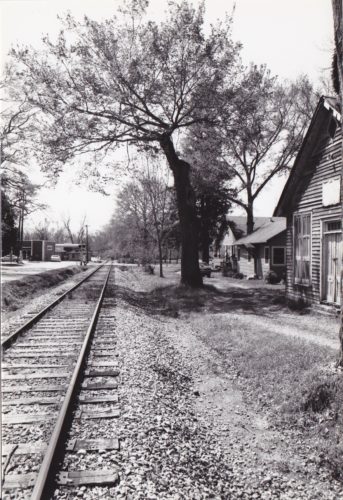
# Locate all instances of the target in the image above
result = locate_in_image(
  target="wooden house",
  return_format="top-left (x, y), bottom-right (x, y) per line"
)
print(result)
top-left (219, 215), bottom-right (286, 279)
top-left (274, 96), bottom-right (342, 308)
top-left (232, 218), bottom-right (286, 279)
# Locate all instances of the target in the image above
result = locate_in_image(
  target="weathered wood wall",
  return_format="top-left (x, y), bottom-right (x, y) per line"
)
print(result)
top-left (285, 123), bottom-right (341, 305)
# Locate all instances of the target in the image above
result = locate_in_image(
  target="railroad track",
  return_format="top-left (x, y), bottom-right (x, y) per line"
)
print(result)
top-left (1, 264), bottom-right (120, 499)
top-left (1, 263), bottom-right (105, 348)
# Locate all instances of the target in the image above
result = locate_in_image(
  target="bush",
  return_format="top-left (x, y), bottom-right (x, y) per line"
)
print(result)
top-left (302, 381), bottom-right (335, 412)
top-left (233, 272), bottom-right (244, 279)
top-left (265, 270), bottom-right (281, 284)
top-left (144, 264), bottom-right (155, 275)
top-left (287, 297), bottom-right (309, 312)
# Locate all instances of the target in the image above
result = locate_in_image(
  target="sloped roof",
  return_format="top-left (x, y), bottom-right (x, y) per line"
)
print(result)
top-left (274, 96), bottom-right (341, 216)
top-left (226, 215), bottom-right (278, 239)
top-left (234, 218), bottom-right (286, 245)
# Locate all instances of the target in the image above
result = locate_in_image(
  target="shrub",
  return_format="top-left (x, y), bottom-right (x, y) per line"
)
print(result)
top-left (287, 297), bottom-right (309, 312)
top-left (265, 270), bottom-right (281, 284)
top-left (233, 272), bottom-right (244, 279)
top-left (144, 264), bottom-right (155, 275)
top-left (302, 381), bottom-right (335, 412)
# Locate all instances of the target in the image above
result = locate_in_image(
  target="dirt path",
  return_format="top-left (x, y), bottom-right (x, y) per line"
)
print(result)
top-left (218, 313), bottom-right (339, 350)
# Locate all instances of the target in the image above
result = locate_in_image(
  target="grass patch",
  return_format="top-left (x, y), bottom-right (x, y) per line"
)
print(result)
top-left (1, 266), bottom-right (82, 311)
top-left (193, 313), bottom-right (343, 481)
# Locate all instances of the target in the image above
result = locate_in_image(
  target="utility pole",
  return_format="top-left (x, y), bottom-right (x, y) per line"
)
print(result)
top-left (85, 224), bottom-right (89, 263)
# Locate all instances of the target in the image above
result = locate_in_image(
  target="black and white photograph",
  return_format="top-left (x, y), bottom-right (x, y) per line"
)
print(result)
top-left (1, 0), bottom-right (343, 498)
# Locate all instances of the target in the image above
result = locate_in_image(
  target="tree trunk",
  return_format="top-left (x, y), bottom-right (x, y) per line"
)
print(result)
top-left (199, 196), bottom-right (211, 263)
top-left (201, 223), bottom-right (211, 263)
top-left (160, 135), bottom-right (202, 287)
top-left (245, 200), bottom-right (254, 234)
top-left (331, 0), bottom-right (343, 366)
top-left (158, 242), bottom-right (164, 277)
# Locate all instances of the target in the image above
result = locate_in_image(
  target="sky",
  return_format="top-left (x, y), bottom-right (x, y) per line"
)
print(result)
top-left (0, 0), bottom-right (335, 233)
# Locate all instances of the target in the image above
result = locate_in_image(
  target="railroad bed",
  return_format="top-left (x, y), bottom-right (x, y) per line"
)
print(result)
top-left (2, 264), bottom-right (120, 499)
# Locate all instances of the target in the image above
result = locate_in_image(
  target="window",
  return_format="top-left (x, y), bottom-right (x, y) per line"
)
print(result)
top-left (293, 213), bottom-right (311, 285)
top-left (325, 220), bottom-right (341, 232)
top-left (272, 247), bottom-right (285, 266)
top-left (237, 248), bottom-right (240, 261)
top-left (247, 249), bottom-right (251, 262)
top-left (264, 247), bottom-right (270, 263)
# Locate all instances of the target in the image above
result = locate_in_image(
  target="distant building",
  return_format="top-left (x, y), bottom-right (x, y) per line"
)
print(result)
top-left (22, 240), bottom-right (55, 261)
top-left (219, 216), bottom-right (286, 279)
top-left (274, 96), bottom-right (342, 309)
top-left (232, 218), bottom-right (286, 279)
top-left (55, 243), bottom-right (86, 261)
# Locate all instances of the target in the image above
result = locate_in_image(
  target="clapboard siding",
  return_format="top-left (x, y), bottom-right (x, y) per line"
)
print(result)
top-left (238, 248), bottom-right (255, 276)
top-left (284, 120), bottom-right (342, 306)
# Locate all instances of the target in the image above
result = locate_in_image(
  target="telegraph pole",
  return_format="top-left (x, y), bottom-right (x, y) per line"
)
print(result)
top-left (85, 224), bottom-right (89, 263)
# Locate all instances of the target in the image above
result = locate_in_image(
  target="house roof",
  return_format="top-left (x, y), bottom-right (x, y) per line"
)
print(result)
top-left (234, 218), bottom-right (286, 245)
top-left (274, 96), bottom-right (341, 217)
top-left (226, 215), bottom-right (279, 239)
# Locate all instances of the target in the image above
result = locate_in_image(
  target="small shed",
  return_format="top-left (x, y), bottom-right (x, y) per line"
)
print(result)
top-left (274, 96), bottom-right (342, 308)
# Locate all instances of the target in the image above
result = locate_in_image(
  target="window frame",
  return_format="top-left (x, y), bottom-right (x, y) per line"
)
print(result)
top-left (272, 246), bottom-right (286, 266)
top-left (293, 212), bottom-right (312, 286)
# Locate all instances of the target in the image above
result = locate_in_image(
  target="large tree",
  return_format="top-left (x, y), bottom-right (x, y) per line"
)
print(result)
top-left (8, 1), bottom-right (241, 286)
top-left (331, 0), bottom-right (343, 366)
top-left (209, 67), bottom-right (316, 234)
top-left (182, 125), bottom-right (234, 262)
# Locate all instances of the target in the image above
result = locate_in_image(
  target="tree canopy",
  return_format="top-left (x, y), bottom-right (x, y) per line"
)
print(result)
top-left (8, 0), bottom-right (242, 286)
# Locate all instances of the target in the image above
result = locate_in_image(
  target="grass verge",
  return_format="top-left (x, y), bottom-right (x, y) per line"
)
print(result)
top-left (1, 266), bottom-right (83, 311)
top-left (193, 313), bottom-right (343, 482)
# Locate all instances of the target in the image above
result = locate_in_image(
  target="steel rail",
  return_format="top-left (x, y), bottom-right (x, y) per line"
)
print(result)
top-left (2, 263), bottom-right (105, 350)
top-left (30, 263), bottom-right (112, 500)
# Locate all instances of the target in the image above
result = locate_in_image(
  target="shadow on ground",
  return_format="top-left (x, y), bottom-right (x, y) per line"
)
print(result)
top-left (114, 283), bottom-right (286, 317)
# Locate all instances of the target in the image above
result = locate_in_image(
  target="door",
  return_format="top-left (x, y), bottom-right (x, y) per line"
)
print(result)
top-left (323, 225), bottom-right (342, 305)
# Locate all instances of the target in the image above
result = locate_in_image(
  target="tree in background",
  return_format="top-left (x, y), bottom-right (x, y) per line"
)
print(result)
top-left (1, 170), bottom-right (45, 253)
top-left (61, 214), bottom-right (87, 244)
top-left (111, 162), bottom-right (175, 276)
top-left (331, 0), bottom-right (343, 366)
top-left (183, 127), bottom-right (234, 263)
top-left (9, 1), bottom-right (242, 286)
top-left (1, 191), bottom-right (17, 255)
top-left (1, 74), bottom-right (44, 252)
top-left (217, 67), bottom-right (316, 234)
top-left (140, 163), bottom-right (175, 276)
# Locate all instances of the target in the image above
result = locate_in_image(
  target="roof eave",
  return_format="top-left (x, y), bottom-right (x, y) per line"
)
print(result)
top-left (274, 96), bottom-right (340, 217)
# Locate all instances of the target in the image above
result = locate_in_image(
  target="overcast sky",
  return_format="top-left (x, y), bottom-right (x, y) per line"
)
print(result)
top-left (0, 0), bottom-right (334, 233)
